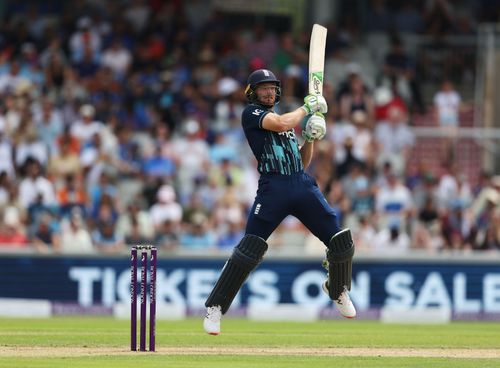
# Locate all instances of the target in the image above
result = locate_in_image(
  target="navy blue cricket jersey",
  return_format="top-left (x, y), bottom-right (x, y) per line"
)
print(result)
top-left (242, 103), bottom-right (340, 245)
top-left (242, 103), bottom-right (303, 175)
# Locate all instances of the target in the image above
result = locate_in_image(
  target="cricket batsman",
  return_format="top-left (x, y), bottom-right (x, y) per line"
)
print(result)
top-left (204, 69), bottom-right (356, 335)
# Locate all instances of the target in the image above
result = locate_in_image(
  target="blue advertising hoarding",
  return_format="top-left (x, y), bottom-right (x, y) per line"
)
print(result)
top-left (1, 253), bottom-right (499, 316)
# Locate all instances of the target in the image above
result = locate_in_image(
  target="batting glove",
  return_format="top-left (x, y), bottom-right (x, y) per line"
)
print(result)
top-left (301, 94), bottom-right (328, 114)
top-left (302, 130), bottom-right (315, 142)
top-left (302, 112), bottom-right (326, 142)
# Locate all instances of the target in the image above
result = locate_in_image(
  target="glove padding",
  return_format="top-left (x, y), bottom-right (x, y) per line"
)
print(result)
top-left (302, 112), bottom-right (326, 142)
top-left (301, 94), bottom-right (328, 114)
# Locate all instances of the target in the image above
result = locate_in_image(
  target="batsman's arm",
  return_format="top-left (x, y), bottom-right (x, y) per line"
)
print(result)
top-left (262, 107), bottom-right (308, 132)
top-left (299, 140), bottom-right (314, 169)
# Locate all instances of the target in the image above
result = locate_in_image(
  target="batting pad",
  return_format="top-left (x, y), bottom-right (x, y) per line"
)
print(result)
top-left (326, 228), bottom-right (355, 300)
top-left (205, 234), bottom-right (268, 314)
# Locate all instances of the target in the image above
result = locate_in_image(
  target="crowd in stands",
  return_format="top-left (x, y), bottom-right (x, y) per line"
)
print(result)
top-left (0, 0), bottom-right (499, 255)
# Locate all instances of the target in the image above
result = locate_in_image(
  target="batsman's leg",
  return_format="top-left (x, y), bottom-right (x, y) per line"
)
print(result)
top-left (323, 228), bottom-right (356, 318)
top-left (204, 234), bottom-right (268, 334)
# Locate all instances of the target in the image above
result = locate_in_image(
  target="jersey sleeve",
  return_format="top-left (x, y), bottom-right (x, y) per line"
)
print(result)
top-left (242, 105), bottom-right (270, 130)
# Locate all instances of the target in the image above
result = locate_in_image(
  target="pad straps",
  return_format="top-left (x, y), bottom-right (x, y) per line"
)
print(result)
top-left (326, 228), bottom-right (355, 300)
top-left (205, 234), bottom-right (268, 314)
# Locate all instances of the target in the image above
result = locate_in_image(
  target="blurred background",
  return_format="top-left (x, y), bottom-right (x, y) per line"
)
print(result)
top-left (0, 0), bottom-right (499, 320)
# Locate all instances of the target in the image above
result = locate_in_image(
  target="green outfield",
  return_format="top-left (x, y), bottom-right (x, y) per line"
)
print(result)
top-left (0, 317), bottom-right (499, 367)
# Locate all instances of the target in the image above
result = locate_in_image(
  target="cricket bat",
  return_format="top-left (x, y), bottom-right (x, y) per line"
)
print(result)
top-left (308, 24), bottom-right (327, 97)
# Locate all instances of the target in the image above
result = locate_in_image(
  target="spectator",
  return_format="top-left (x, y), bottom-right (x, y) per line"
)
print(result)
top-left (192, 44), bottom-right (220, 96)
top-left (90, 193), bottom-right (119, 230)
top-left (412, 195), bottom-right (443, 251)
top-left (435, 163), bottom-right (472, 212)
top-left (100, 38), bottom-right (132, 79)
top-left (327, 116), bottom-right (356, 166)
top-left (19, 42), bottom-right (44, 88)
top-left (471, 175), bottom-right (500, 220)
top-left (92, 220), bottom-right (125, 254)
top-left (40, 37), bottom-right (67, 70)
top-left (73, 46), bottom-right (100, 79)
top-left (246, 23), bottom-right (278, 67)
top-left (0, 171), bottom-right (12, 207)
top-left (212, 188), bottom-right (245, 236)
top-left (2, 94), bottom-right (24, 137)
top-left (0, 207), bottom-right (28, 247)
top-left (339, 72), bottom-right (375, 125)
top-left (348, 110), bottom-right (375, 167)
top-left (341, 162), bottom-right (374, 217)
top-left (154, 219), bottom-right (179, 251)
top-left (433, 80), bottom-right (462, 126)
top-left (115, 125), bottom-right (142, 178)
top-left (31, 211), bottom-right (61, 253)
top-left (71, 104), bottom-right (103, 145)
top-left (116, 202), bottom-right (155, 243)
top-left (374, 219), bottom-right (411, 253)
top-left (433, 80), bottom-right (462, 162)
top-left (0, 132), bottom-right (15, 179)
top-left (15, 125), bottom-right (49, 169)
top-left (209, 132), bottom-right (239, 165)
top-left (81, 133), bottom-right (118, 187)
top-left (150, 184), bottom-right (183, 232)
top-left (32, 97), bottom-right (64, 153)
top-left (374, 105), bottom-right (415, 176)
top-left (208, 158), bottom-right (243, 189)
top-left (179, 212), bottom-right (216, 250)
top-left (59, 208), bottom-right (94, 253)
top-left (373, 84), bottom-right (408, 122)
top-left (217, 218), bottom-right (245, 251)
top-left (69, 17), bottom-right (102, 63)
top-left (441, 200), bottom-right (473, 251)
top-left (0, 61), bottom-right (30, 95)
top-left (352, 214), bottom-right (377, 251)
top-left (142, 145), bottom-right (176, 181)
top-left (56, 174), bottom-right (87, 219)
top-left (88, 172), bottom-right (119, 219)
top-left (336, 137), bottom-right (365, 180)
top-left (272, 32), bottom-right (307, 74)
top-left (60, 66), bottom-right (88, 102)
top-left (471, 190), bottom-right (499, 250)
top-left (47, 139), bottom-right (82, 185)
top-left (56, 125), bottom-right (80, 156)
top-left (381, 37), bottom-right (423, 113)
top-left (182, 192), bottom-right (210, 226)
top-left (43, 51), bottom-right (67, 96)
top-left (18, 159), bottom-right (57, 209)
top-left (375, 166), bottom-right (415, 231)
top-left (172, 118), bottom-right (210, 201)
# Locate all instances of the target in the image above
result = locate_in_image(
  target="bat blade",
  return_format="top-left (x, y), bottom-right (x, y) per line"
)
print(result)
top-left (308, 24), bottom-right (327, 96)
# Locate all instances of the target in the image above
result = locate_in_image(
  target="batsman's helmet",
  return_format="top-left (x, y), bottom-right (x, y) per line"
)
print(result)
top-left (245, 69), bottom-right (281, 104)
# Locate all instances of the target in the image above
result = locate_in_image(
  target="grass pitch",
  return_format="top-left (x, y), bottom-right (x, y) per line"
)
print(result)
top-left (0, 317), bottom-right (499, 367)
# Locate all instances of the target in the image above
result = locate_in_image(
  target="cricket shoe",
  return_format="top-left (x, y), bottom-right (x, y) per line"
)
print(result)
top-left (203, 305), bottom-right (222, 335)
top-left (322, 281), bottom-right (356, 319)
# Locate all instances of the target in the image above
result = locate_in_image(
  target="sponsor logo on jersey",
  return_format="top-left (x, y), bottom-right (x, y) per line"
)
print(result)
top-left (278, 130), bottom-right (296, 139)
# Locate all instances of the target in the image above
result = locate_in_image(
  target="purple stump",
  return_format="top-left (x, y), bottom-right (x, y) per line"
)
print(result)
top-left (139, 250), bottom-right (148, 351)
top-left (130, 247), bottom-right (137, 351)
top-left (149, 247), bottom-right (157, 351)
